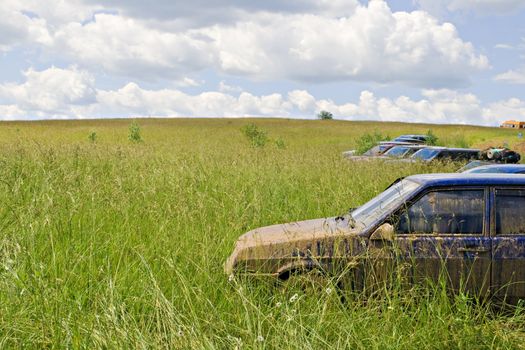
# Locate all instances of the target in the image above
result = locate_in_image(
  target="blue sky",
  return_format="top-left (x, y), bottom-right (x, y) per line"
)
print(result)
top-left (0, 0), bottom-right (524, 125)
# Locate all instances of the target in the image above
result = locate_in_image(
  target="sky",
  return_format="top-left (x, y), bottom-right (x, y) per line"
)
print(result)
top-left (0, 0), bottom-right (524, 126)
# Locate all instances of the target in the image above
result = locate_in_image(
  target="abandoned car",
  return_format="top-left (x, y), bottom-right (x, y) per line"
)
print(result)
top-left (226, 174), bottom-right (525, 300)
top-left (345, 145), bottom-right (428, 162)
top-left (401, 147), bottom-right (480, 163)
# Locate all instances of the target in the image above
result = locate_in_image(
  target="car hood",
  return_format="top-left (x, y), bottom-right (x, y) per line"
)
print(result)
top-left (240, 217), bottom-right (354, 247)
top-left (225, 216), bottom-right (362, 275)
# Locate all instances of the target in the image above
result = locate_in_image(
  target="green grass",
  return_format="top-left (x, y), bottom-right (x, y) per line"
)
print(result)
top-left (0, 118), bottom-right (524, 349)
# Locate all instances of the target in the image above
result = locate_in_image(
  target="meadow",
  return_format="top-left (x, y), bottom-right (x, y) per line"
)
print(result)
top-left (0, 118), bottom-right (524, 349)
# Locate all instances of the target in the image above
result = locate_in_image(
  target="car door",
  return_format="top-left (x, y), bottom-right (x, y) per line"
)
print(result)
top-left (391, 187), bottom-right (491, 296)
top-left (491, 188), bottom-right (525, 301)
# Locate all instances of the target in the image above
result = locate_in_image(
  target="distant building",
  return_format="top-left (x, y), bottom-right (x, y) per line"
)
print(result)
top-left (501, 120), bottom-right (525, 129)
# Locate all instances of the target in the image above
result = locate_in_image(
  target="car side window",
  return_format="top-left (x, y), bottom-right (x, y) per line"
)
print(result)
top-left (495, 189), bottom-right (525, 235)
top-left (395, 190), bottom-right (484, 235)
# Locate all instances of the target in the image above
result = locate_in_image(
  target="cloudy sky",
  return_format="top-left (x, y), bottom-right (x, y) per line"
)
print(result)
top-left (0, 0), bottom-right (524, 125)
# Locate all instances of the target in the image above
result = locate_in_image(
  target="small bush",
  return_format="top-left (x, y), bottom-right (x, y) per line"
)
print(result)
top-left (241, 123), bottom-right (268, 148)
top-left (425, 130), bottom-right (438, 146)
top-left (88, 131), bottom-right (97, 143)
top-left (275, 138), bottom-right (286, 149)
top-left (356, 132), bottom-right (389, 155)
top-left (317, 110), bottom-right (333, 120)
top-left (129, 121), bottom-right (142, 143)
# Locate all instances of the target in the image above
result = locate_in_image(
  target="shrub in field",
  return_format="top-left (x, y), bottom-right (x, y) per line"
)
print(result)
top-left (356, 131), bottom-right (389, 155)
top-left (88, 131), bottom-right (97, 143)
top-left (275, 137), bottom-right (286, 149)
top-left (241, 123), bottom-right (268, 148)
top-left (129, 121), bottom-right (142, 143)
top-left (317, 110), bottom-right (333, 120)
top-left (425, 129), bottom-right (438, 146)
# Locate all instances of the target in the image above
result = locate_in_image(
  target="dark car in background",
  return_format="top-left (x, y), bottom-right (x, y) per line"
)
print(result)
top-left (408, 147), bottom-right (480, 163)
top-left (343, 141), bottom-right (415, 159)
top-left (346, 145), bottom-right (428, 162)
top-left (342, 135), bottom-right (429, 158)
top-left (226, 174), bottom-right (525, 301)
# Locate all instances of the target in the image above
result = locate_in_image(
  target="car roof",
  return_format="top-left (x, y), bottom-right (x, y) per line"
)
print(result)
top-left (405, 173), bottom-right (525, 187)
top-left (465, 164), bottom-right (525, 173)
top-left (387, 145), bottom-right (426, 150)
top-left (396, 134), bottom-right (428, 138)
top-left (378, 141), bottom-right (414, 145)
top-left (413, 147), bottom-right (480, 152)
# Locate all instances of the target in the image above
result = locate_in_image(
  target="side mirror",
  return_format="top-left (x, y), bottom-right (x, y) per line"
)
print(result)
top-left (370, 223), bottom-right (395, 241)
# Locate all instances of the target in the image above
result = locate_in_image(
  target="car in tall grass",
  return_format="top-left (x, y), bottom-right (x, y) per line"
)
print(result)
top-left (226, 174), bottom-right (525, 301)
top-left (400, 147), bottom-right (480, 163)
top-left (343, 141), bottom-right (416, 159)
top-left (346, 145), bottom-right (427, 162)
top-left (342, 135), bottom-right (428, 158)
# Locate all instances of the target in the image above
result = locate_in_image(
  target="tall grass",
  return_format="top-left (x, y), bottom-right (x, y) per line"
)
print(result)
top-left (0, 118), bottom-right (523, 348)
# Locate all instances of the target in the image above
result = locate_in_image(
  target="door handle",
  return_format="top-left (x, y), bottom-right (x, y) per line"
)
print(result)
top-left (458, 247), bottom-right (489, 253)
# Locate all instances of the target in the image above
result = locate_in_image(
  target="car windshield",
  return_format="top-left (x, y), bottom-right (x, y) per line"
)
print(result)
top-left (363, 145), bottom-right (381, 156)
top-left (351, 179), bottom-right (420, 228)
top-left (412, 148), bottom-right (440, 161)
top-left (384, 146), bottom-right (409, 157)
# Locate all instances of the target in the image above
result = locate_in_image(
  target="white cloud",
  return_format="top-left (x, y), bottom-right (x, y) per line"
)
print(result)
top-left (0, 0), bottom-right (489, 87)
top-left (485, 98), bottom-right (525, 121)
top-left (79, 0), bottom-right (360, 28)
top-left (288, 90), bottom-right (318, 112)
top-left (310, 89), bottom-right (492, 125)
top-left (205, 1), bottom-right (488, 87)
top-left (0, 67), bottom-right (523, 126)
top-left (218, 81), bottom-right (242, 93)
top-left (0, 105), bottom-right (25, 120)
top-left (52, 14), bottom-right (214, 81)
top-left (0, 1), bottom-right (52, 51)
top-left (495, 68), bottom-right (525, 84)
top-left (95, 83), bottom-right (292, 117)
top-left (0, 66), bottom-right (97, 117)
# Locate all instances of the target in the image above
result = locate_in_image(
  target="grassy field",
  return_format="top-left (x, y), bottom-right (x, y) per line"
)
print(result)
top-left (0, 118), bottom-right (524, 349)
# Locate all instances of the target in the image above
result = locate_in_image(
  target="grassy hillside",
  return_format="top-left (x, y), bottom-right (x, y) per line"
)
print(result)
top-left (0, 118), bottom-right (524, 348)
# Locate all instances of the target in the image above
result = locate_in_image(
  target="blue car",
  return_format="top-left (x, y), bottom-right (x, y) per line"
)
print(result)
top-left (463, 164), bottom-right (525, 174)
top-left (226, 174), bottom-right (525, 301)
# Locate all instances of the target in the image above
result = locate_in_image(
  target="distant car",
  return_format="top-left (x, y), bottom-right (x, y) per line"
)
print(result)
top-left (226, 174), bottom-right (525, 302)
top-left (463, 164), bottom-right (525, 174)
top-left (343, 141), bottom-right (414, 159)
top-left (347, 145), bottom-right (428, 162)
top-left (342, 135), bottom-right (427, 158)
top-left (409, 147), bottom-right (480, 163)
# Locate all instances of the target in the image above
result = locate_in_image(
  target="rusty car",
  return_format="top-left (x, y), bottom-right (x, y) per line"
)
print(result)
top-left (226, 174), bottom-right (525, 301)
